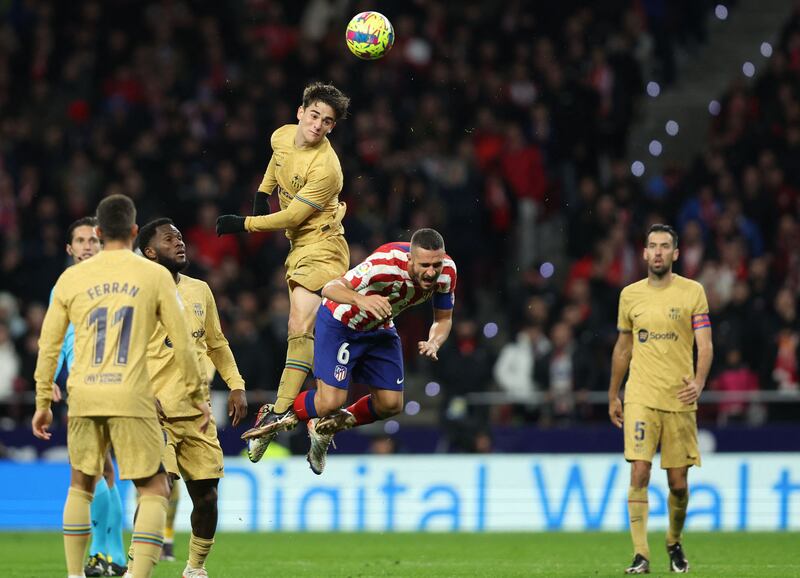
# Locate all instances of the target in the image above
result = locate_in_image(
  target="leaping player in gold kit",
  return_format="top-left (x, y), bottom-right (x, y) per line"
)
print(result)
top-left (216, 82), bottom-right (351, 462)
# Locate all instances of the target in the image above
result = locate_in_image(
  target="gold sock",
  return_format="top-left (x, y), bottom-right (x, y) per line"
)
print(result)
top-left (187, 533), bottom-right (215, 569)
top-left (165, 482), bottom-right (180, 542)
top-left (273, 332), bottom-right (314, 413)
top-left (628, 486), bottom-right (650, 559)
top-left (127, 541), bottom-right (135, 574)
top-left (667, 490), bottom-right (689, 545)
top-left (63, 487), bottom-right (93, 576)
top-left (131, 495), bottom-right (168, 578)
top-left (126, 499), bottom-right (139, 572)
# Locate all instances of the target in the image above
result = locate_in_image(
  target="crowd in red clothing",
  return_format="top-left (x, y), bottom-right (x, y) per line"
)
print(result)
top-left (0, 0), bottom-right (798, 434)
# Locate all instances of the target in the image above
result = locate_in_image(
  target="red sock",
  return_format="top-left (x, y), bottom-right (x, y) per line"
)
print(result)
top-left (293, 390), bottom-right (317, 422)
top-left (347, 395), bottom-right (380, 426)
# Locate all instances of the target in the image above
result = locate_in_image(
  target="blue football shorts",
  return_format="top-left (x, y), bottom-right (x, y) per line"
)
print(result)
top-left (313, 306), bottom-right (404, 391)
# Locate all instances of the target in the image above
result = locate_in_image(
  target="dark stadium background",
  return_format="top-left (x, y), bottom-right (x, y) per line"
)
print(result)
top-left (1, 0), bottom-right (799, 539)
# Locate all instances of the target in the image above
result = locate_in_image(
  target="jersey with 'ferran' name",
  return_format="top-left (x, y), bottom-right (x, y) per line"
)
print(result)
top-left (34, 250), bottom-right (204, 417)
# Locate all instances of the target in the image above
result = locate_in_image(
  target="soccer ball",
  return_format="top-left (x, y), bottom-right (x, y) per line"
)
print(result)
top-left (345, 11), bottom-right (394, 60)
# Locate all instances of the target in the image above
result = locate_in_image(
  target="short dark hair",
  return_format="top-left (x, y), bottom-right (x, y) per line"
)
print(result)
top-left (411, 228), bottom-right (445, 251)
top-left (96, 194), bottom-right (136, 241)
top-left (302, 82), bottom-right (350, 121)
top-left (66, 216), bottom-right (97, 244)
top-left (137, 218), bottom-right (175, 255)
top-left (647, 223), bottom-right (678, 248)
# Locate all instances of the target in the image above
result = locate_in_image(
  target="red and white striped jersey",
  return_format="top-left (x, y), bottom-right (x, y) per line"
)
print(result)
top-left (323, 242), bottom-right (457, 331)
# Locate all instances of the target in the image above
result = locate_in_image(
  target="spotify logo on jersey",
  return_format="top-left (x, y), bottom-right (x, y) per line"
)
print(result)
top-left (638, 329), bottom-right (678, 343)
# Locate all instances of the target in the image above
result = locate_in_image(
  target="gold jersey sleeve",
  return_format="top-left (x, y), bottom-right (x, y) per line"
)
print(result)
top-left (249, 124), bottom-right (346, 246)
top-left (148, 275), bottom-right (244, 418)
top-left (34, 251), bottom-right (204, 416)
top-left (257, 154), bottom-right (278, 198)
top-left (618, 275), bottom-right (710, 412)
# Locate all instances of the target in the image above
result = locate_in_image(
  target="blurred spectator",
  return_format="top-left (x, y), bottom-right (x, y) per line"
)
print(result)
top-left (1, 0), bottom-right (798, 431)
top-left (710, 348), bottom-right (762, 427)
top-left (534, 322), bottom-right (594, 426)
top-left (224, 316), bottom-right (274, 393)
top-left (186, 202), bottom-right (240, 270)
top-left (493, 324), bottom-right (549, 399)
top-left (369, 435), bottom-right (397, 455)
top-left (493, 323), bottom-right (551, 423)
top-left (0, 322), bottom-right (20, 402)
top-left (434, 319), bottom-right (494, 452)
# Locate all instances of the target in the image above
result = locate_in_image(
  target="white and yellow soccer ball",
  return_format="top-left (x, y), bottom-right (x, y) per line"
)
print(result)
top-left (345, 11), bottom-right (394, 60)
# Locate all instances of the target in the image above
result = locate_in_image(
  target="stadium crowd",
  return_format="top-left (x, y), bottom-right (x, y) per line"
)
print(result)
top-left (1, 0), bottom-right (798, 446)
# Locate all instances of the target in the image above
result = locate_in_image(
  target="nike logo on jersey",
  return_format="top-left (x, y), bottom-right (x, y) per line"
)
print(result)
top-left (396, 377), bottom-right (404, 384)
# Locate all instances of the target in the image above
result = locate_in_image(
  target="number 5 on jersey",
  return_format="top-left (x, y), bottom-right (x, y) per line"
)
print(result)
top-left (634, 420), bottom-right (646, 441)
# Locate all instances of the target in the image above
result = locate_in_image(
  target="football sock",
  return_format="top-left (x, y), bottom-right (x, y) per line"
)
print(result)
top-left (131, 495), bottom-right (167, 578)
top-left (106, 481), bottom-right (125, 565)
top-left (628, 486), bottom-right (650, 559)
top-left (667, 490), bottom-right (689, 545)
top-left (88, 477), bottom-right (109, 557)
top-left (347, 395), bottom-right (380, 426)
top-left (63, 487), bottom-right (93, 576)
top-left (126, 501), bottom-right (137, 573)
top-left (127, 540), bottom-right (135, 573)
top-left (293, 389), bottom-right (318, 421)
top-left (165, 482), bottom-right (180, 545)
top-left (187, 533), bottom-right (215, 569)
top-left (274, 332), bottom-right (314, 413)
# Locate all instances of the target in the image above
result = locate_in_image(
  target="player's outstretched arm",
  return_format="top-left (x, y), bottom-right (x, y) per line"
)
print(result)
top-left (418, 307), bottom-right (453, 361)
top-left (216, 198), bottom-right (317, 236)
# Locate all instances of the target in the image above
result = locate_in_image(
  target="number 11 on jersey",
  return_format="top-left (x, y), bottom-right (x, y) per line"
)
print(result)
top-left (88, 306), bottom-right (135, 366)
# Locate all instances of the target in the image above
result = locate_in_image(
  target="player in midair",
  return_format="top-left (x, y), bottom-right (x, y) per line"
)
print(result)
top-left (216, 82), bottom-right (351, 463)
top-left (243, 229), bottom-right (456, 475)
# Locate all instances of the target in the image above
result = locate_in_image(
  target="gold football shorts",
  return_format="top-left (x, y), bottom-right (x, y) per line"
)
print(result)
top-left (285, 234), bottom-right (349, 292)
top-left (68, 416), bottom-right (164, 480)
top-left (623, 403), bottom-right (701, 469)
top-left (162, 413), bottom-right (224, 481)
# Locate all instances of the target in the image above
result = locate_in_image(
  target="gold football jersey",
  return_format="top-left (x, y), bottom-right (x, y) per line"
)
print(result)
top-left (148, 274), bottom-right (244, 417)
top-left (251, 124), bottom-right (346, 246)
top-left (34, 250), bottom-right (205, 417)
top-left (617, 274), bottom-right (710, 412)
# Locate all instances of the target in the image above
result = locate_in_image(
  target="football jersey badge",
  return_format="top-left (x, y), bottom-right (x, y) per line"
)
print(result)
top-left (356, 261), bottom-right (372, 276)
top-left (334, 364), bottom-right (348, 382)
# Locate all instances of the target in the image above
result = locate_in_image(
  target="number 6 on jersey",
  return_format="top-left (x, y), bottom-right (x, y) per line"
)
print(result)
top-left (336, 342), bottom-right (350, 364)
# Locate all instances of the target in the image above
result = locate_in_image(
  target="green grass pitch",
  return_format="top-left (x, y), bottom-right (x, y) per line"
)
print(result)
top-left (1, 532), bottom-right (798, 577)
